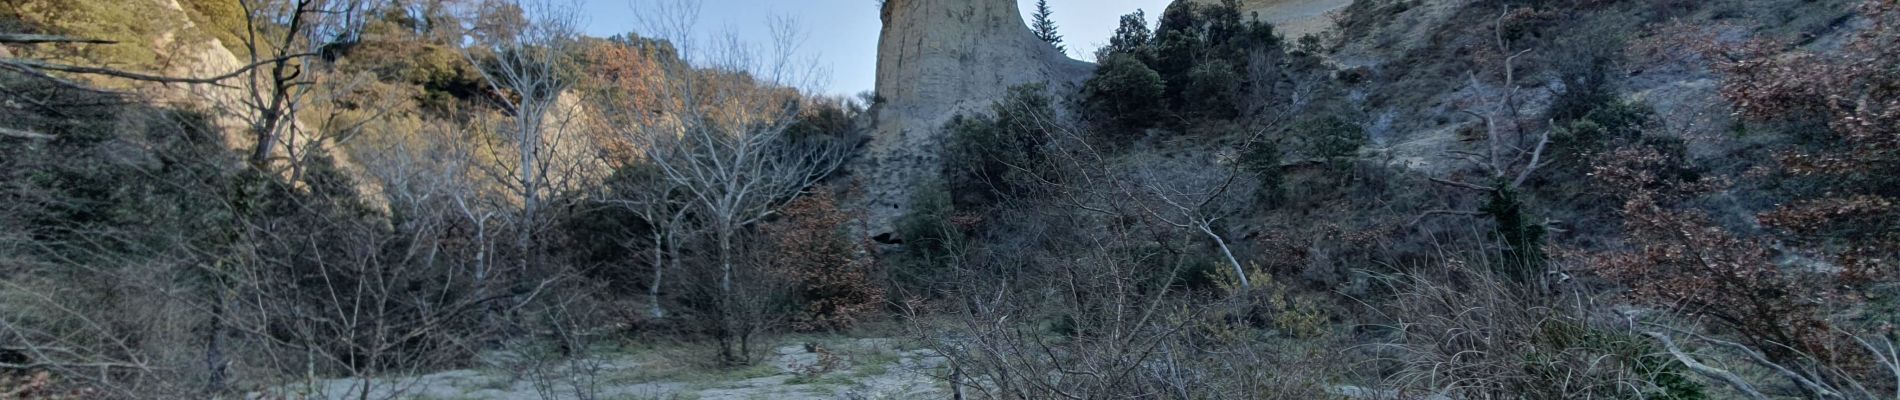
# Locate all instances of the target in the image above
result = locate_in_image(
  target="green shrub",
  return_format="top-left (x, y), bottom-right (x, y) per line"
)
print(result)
top-left (1529, 320), bottom-right (1709, 400)
top-left (893, 184), bottom-right (962, 294)
top-left (941, 84), bottom-right (1058, 208)
top-left (1183, 60), bottom-right (1242, 120)
top-left (1293, 114), bottom-right (1367, 164)
top-left (1481, 187), bottom-right (1546, 280)
top-left (1080, 54), bottom-right (1167, 136)
top-left (1239, 142), bottom-right (1285, 203)
top-left (1153, 1), bottom-right (1206, 103)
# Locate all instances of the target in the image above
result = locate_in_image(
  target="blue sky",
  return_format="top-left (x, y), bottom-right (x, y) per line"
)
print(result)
top-left (575, 0), bottom-right (1173, 97)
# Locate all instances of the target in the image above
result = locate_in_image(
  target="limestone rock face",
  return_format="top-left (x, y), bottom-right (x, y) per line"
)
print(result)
top-left (858, 0), bottom-right (1091, 234)
top-left (150, 0), bottom-right (252, 151)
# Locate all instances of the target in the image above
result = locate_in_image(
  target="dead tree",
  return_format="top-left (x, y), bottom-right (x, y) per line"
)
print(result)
top-left (1418, 8), bottom-right (1555, 282)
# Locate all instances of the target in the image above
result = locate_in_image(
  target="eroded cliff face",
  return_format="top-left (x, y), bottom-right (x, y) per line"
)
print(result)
top-left (858, 0), bottom-right (1092, 234)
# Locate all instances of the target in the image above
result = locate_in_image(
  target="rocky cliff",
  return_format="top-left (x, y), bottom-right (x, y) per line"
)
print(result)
top-left (857, 0), bottom-right (1092, 234)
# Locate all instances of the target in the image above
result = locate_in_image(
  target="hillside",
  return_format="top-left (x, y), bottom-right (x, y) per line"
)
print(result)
top-left (3, 0), bottom-right (1899, 399)
top-left (1194, 0), bottom-right (1353, 38)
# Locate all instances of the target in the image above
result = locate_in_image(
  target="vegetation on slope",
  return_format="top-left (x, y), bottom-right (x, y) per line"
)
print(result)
top-left (2, 0), bottom-right (1897, 398)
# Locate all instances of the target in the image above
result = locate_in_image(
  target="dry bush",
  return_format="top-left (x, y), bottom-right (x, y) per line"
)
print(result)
top-left (1711, 0), bottom-right (1900, 283)
top-left (1584, 144), bottom-right (1900, 398)
top-left (1377, 260), bottom-right (1708, 399)
top-left (763, 191), bottom-right (886, 332)
top-left (1587, 145), bottom-right (1839, 363)
top-left (0, 371), bottom-right (96, 400)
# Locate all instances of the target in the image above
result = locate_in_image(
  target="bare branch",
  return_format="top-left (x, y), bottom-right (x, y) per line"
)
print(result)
top-left (1642, 331), bottom-right (1771, 400)
top-left (1428, 177), bottom-right (1498, 192)
top-left (0, 126), bottom-right (54, 140)
top-left (1, 53), bottom-right (318, 87)
top-left (0, 33), bottom-right (115, 44)
top-left (1510, 125), bottom-right (1553, 188)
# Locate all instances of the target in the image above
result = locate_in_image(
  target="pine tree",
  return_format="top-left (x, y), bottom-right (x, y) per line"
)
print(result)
top-left (1031, 0), bottom-right (1065, 54)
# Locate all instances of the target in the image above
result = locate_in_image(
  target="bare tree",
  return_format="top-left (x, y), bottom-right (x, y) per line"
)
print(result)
top-left (596, 162), bottom-right (696, 320)
top-left (609, 1), bottom-right (849, 363)
top-left (461, 0), bottom-right (583, 308)
top-left (1413, 8), bottom-right (1555, 283)
top-left (236, 0), bottom-right (325, 171)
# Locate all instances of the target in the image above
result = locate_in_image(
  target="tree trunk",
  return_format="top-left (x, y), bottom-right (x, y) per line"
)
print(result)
top-left (648, 232), bottom-right (667, 319)
top-left (1199, 223), bottom-right (1249, 290)
top-left (205, 287), bottom-right (228, 394)
top-left (719, 228), bottom-right (733, 295)
top-left (249, 109), bottom-right (280, 169)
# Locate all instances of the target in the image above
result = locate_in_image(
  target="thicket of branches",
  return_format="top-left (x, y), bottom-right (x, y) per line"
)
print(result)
top-left (0, 0), bottom-right (868, 397)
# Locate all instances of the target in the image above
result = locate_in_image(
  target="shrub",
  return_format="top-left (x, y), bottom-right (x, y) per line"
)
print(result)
top-left (1714, 0), bottom-right (1900, 282)
top-left (893, 184), bottom-right (963, 295)
top-left (765, 191), bottom-right (886, 332)
top-left (1386, 265), bottom-right (1707, 399)
top-left (1545, 26), bottom-right (1629, 124)
top-left (1588, 145), bottom-right (1836, 363)
top-left (1080, 54), bottom-right (1168, 136)
top-left (1544, 100), bottom-right (1652, 178)
top-left (1292, 113), bottom-right (1367, 164)
top-left (1239, 142), bottom-right (1285, 202)
top-left (1182, 60), bottom-right (1243, 120)
top-left (1481, 187), bottom-right (1547, 280)
top-left (942, 84), bottom-right (1059, 208)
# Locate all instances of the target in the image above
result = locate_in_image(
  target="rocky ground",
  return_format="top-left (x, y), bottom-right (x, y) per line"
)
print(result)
top-left (256, 337), bottom-right (950, 400)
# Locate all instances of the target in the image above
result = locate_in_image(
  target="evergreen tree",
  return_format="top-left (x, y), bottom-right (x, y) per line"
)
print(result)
top-left (1096, 10), bottom-right (1153, 63)
top-left (1030, 0), bottom-right (1065, 54)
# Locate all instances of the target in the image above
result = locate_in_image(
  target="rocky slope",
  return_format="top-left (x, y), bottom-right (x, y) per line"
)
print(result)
top-left (856, 0), bottom-right (1093, 234)
top-left (1192, 0), bottom-right (1353, 39)
top-left (144, 0), bottom-right (336, 172)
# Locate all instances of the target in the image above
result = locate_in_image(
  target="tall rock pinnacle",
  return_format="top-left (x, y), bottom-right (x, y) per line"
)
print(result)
top-left (858, 0), bottom-right (1092, 235)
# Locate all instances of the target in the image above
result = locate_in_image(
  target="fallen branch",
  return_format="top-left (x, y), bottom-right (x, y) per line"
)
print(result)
top-left (0, 127), bottom-right (53, 140)
top-left (1, 52), bottom-right (317, 88)
top-left (1642, 331), bottom-right (1770, 400)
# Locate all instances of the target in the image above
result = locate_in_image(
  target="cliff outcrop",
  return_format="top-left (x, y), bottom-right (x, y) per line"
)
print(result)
top-left (858, 0), bottom-right (1092, 234)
